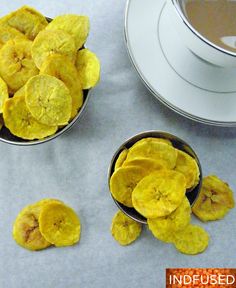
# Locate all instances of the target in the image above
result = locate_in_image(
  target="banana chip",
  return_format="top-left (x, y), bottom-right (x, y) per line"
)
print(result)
top-left (12, 199), bottom-right (62, 251)
top-left (0, 6), bottom-right (48, 40)
top-left (123, 157), bottom-right (165, 173)
top-left (147, 197), bottom-right (191, 243)
top-left (110, 166), bottom-right (148, 207)
top-left (114, 149), bottom-right (128, 171)
top-left (0, 76), bottom-right (8, 113)
top-left (0, 26), bottom-right (26, 49)
top-left (3, 93), bottom-right (57, 140)
top-left (40, 54), bottom-right (83, 119)
top-left (192, 175), bottom-right (235, 222)
top-left (132, 137), bottom-right (173, 148)
top-left (76, 49), bottom-right (100, 89)
top-left (175, 150), bottom-right (200, 190)
top-left (132, 170), bottom-right (186, 218)
top-left (25, 75), bottom-right (72, 126)
top-left (111, 211), bottom-right (142, 246)
top-left (127, 141), bottom-right (177, 169)
top-left (173, 224), bottom-right (209, 255)
top-left (32, 29), bottom-right (77, 69)
top-left (0, 38), bottom-right (39, 93)
top-left (46, 15), bottom-right (89, 49)
top-left (39, 202), bottom-right (81, 247)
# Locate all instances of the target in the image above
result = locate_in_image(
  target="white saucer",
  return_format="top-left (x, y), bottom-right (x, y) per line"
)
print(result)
top-left (125, 0), bottom-right (236, 126)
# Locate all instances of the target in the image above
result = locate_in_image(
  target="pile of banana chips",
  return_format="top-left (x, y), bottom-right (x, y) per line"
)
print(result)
top-left (0, 6), bottom-right (100, 140)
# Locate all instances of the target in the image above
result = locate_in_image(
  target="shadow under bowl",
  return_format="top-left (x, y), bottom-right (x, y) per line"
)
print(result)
top-left (108, 130), bottom-right (203, 224)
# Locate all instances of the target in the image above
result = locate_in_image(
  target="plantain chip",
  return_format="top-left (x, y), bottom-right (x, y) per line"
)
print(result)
top-left (0, 25), bottom-right (26, 49)
top-left (173, 224), bottom-right (209, 255)
top-left (0, 76), bottom-right (8, 113)
top-left (147, 197), bottom-right (191, 243)
top-left (111, 211), bottom-right (142, 246)
top-left (110, 166), bottom-right (148, 207)
top-left (132, 137), bottom-right (173, 148)
top-left (39, 202), bottom-right (81, 247)
top-left (3, 93), bottom-right (57, 140)
top-left (123, 157), bottom-right (165, 173)
top-left (46, 14), bottom-right (89, 50)
top-left (25, 75), bottom-right (72, 126)
top-left (75, 49), bottom-right (100, 89)
top-left (32, 29), bottom-right (77, 69)
top-left (12, 199), bottom-right (62, 251)
top-left (114, 149), bottom-right (128, 171)
top-left (127, 141), bottom-right (177, 169)
top-left (175, 150), bottom-right (200, 190)
top-left (0, 38), bottom-right (39, 93)
top-left (40, 54), bottom-right (83, 119)
top-left (192, 175), bottom-right (235, 222)
top-left (0, 6), bottom-right (48, 40)
top-left (132, 170), bottom-right (186, 218)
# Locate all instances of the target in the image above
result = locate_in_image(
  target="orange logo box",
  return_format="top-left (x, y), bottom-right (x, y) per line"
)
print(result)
top-left (166, 268), bottom-right (236, 288)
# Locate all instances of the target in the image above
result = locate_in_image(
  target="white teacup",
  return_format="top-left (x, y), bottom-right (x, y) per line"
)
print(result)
top-left (167, 0), bottom-right (236, 67)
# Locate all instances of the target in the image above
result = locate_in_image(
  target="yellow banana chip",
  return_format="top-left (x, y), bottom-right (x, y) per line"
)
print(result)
top-left (173, 224), bottom-right (209, 255)
top-left (147, 197), bottom-right (191, 243)
top-left (0, 38), bottom-right (39, 93)
top-left (0, 25), bottom-right (26, 49)
top-left (12, 199), bottom-right (62, 251)
top-left (111, 211), bottom-right (142, 246)
top-left (39, 202), bottom-right (81, 247)
top-left (114, 149), bottom-right (128, 171)
top-left (192, 175), bottom-right (235, 222)
top-left (132, 137), bottom-right (173, 148)
top-left (46, 14), bottom-right (90, 49)
top-left (0, 6), bottom-right (48, 40)
top-left (3, 94), bottom-right (58, 140)
top-left (175, 150), bottom-right (200, 190)
top-left (32, 29), bottom-right (77, 69)
top-left (25, 75), bottom-right (72, 126)
top-left (0, 76), bottom-right (8, 113)
top-left (132, 170), bottom-right (186, 218)
top-left (127, 141), bottom-right (177, 169)
top-left (40, 54), bottom-right (83, 119)
top-left (110, 166), bottom-right (148, 207)
top-left (123, 157), bottom-right (165, 173)
top-left (75, 49), bottom-right (100, 89)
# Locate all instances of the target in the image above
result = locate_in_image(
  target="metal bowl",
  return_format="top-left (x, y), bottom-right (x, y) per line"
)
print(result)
top-left (108, 131), bottom-right (202, 224)
top-left (0, 16), bottom-right (91, 146)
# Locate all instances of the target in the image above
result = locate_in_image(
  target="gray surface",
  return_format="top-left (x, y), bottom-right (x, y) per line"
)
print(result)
top-left (0, 0), bottom-right (235, 287)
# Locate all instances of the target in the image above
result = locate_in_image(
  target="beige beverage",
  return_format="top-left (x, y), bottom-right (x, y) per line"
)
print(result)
top-left (184, 0), bottom-right (236, 53)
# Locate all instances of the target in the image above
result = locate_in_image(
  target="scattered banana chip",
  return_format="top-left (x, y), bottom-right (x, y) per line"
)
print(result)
top-left (32, 29), bottom-right (77, 69)
top-left (193, 175), bottom-right (235, 222)
top-left (46, 15), bottom-right (90, 49)
top-left (132, 170), bottom-right (186, 218)
top-left (173, 224), bottom-right (209, 255)
top-left (0, 38), bottom-right (39, 93)
top-left (147, 197), bottom-right (191, 243)
top-left (0, 76), bottom-right (8, 113)
top-left (114, 149), bottom-right (128, 171)
top-left (0, 26), bottom-right (26, 49)
top-left (3, 94), bottom-right (57, 140)
top-left (111, 211), bottom-right (142, 246)
top-left (127, 141), bottom-right (177, 169)
top-left (0, 6), bottom-right (48, 40)
top-left (12, 199), bottom-right (62, 251)
top-left (110, 166), bottom-right (148, 207)
top-left (76, 49), bottom-right (100, 90)
top-left (39, 202), bottom-right (81, 247)
top-left (40, 54), bottom-right (83, 119)
top-left (175, 150), bottom-right (200, 190)
top-left (25, 75), bottom-right (72, 126)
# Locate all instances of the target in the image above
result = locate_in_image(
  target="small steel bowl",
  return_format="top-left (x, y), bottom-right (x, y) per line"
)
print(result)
top-left (108, 131), bottom-right (202, 224)
top-left (0, 17), bottom-right (91, 146)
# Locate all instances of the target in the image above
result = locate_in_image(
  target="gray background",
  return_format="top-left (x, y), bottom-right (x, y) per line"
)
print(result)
top-left (0, 0), bottom-right (235, 287)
